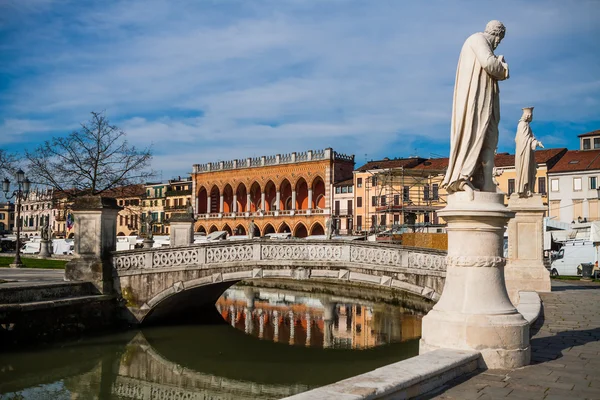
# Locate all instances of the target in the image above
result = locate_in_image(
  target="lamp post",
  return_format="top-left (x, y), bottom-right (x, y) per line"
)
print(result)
top-left (3, 169), bottom-right (31, 268)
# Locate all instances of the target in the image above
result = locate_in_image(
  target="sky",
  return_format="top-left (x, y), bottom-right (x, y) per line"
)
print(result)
top-left (1, 0), bottom-right (599, 180)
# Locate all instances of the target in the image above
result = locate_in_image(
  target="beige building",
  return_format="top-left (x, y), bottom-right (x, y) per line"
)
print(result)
top-left (0, 203), bottom-right (14, 234)
top-left (332, 179), bottom-right (354, 234)
top-left (494, 148), bottom-right (567, 206)
top-left (20, 189), bottom-right (53, 238)
top-left (353, 157), bottom-right (448, 233)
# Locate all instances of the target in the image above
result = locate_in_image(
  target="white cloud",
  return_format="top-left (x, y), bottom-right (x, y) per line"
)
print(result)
top-left (0, 0), bottom-right (599, 177)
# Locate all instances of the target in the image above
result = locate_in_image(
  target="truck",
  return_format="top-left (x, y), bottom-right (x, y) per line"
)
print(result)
top-left (550, 240), bottom-right (597, 277)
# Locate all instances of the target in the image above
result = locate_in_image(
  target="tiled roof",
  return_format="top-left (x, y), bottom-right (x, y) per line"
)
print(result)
top-left (102, 184), bottom-right (146, 198)
top-left (410, 157), bottom-right (449, 171)
top-left (578, 130), bottom-right (600, 138)
top-left (355, 157), bottom-right (426, 172)
top-left (494, 148), bottom-right (567, 168)
top-left (549, 150), bottom-right (600, 173)
top-left (334, 178), bottom-right (353, 186)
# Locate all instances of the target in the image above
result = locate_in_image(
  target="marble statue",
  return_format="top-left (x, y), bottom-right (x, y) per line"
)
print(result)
top-left (186, 199), bottom-right (194, 216)
top-left (325, 216), bottom-right (334, 240)
top-left (145, 211), bottom-right (154, 239)
top-left (515, 107), bottom-right (543, 197)
top-left (41, 222), bottom-right (50, 241)
top-left (442, 20), bottom-right (510, 194)
top-left (248, 219), bottom-right (255, 239)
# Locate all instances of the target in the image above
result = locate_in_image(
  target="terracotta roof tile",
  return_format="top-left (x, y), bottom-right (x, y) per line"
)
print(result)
top-left (355, 157), bottom-right (426, 172)
top-left (549, 150), bottom-right (600, 173)
top-left (578, 130), bottom-right (600, 138)
top-left (334, 178), bottom-right (353, 186)
top-left (495, 148), bottom-right (567, 168)
top-left (410, 157), bottom-right (449, 171)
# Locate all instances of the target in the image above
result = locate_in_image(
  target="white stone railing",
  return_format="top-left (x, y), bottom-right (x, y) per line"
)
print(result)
top-left (194, 208), bottom-right (330, 219)
top-left (113, 240), bottom-right (447, 274)
top-left (191, 148), bottom-right (355, 174)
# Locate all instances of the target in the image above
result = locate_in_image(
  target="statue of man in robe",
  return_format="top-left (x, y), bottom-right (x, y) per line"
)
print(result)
top-left (442, 20), bottom-right (510, 194)
top-left (515, 107), bottom-right (543, 197)
top-left (248, 219), bottom-right (255, 239)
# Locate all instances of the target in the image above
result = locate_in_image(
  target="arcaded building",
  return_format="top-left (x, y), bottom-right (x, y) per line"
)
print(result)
top-left (191, 148), bottom-right (355, 237)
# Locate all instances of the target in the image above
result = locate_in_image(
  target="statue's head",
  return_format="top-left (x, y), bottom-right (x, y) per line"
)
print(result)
top-left (521, 107), bottom-right (534, 122)
top-left (484, 20), bottom-right (506, 49)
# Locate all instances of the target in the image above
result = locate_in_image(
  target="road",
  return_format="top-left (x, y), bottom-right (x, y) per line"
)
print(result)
top-left (0, 268), bottom-right (65, 288)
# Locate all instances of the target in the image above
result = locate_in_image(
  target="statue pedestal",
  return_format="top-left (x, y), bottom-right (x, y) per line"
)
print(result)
top-left (64, 196), bottom-right (121, 294)
top-left (143, 238), bottom-right (154, 249)
top-left (169, 213), bottom-right (195, 247)
top-left (420, 191), bottom-right (530, 369)
top-left (504, 194), bottom-right (550, 306)
top-left (38, 239), bottom-right (52, 257)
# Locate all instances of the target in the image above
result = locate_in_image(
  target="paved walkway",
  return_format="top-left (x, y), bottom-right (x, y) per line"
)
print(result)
top-left (0, 268), bottom-right (65, 287)
top-left (424, 280), bottom-right (600, 399)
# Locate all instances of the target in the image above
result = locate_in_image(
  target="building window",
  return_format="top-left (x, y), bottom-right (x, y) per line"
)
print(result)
top-left (342, 186), bottom-right (348, 194)
top-left (595, 138), bottom-right (600, 149)
top-left (508, 179), bottom-right (515, 195)
top-left (335, 200), bottom-right (340, 215)
top-left (380, 215), bottom-right (386, 227)
top-left (432, 184), bottom-right (439, 200)
top-left (538, 177), bottom-right (546, 194)
top-left (357, 197), bottom-right (362, 208)
top-left (372, 196), bottom-right (377, 206)
top-left (357, 215), bottom-right (362, 231)
top-left (423, 184), bottom-right (430, 200)
top-left (335, 187), bottom-right (341, 194)
top-left (403, 186), bottom-right (410, 201)
top-left (119, 215), bottom-right (124, 225)
top-left (590, 177), bottom-right (597, 190)
top-left (573, 177), bottom-right (582, 191)
top-left (394, 194), bottom-right (400, 206)
top-left (584, 138), bottom-right (591, 150)
top-left (371, 215), bottom-right (377, 230)
top-left (347, 200), bottom-right (353, 215)
top-left (371, 176), bottom-right (377, 186)
top-left (394, 214), bottom-right (400, 224)
top-left (551, 179), bottom-right (559, 192)
top-left (348, 186), bottom-right (353, 193)
top-left (357, 178), bottom-right (362, 188)
top-left (380, 196), bottom-right (386, 206)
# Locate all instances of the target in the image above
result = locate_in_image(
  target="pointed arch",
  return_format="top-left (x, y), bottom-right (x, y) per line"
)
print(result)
top-left (196, 225), bottom-right (207, 234)
top-left (223, 184), bottom-right (234, 213)
top-left (310, 222), bottom-right (325, 236)
top-left (208, 224), bottom-right (219, 233)
top-left (279, 179), bottom-right (292, 211)
top-left (263, 223), bottom-right (276, 235)
top-left (294, 223), bottom-right (308, 238)
top-left (197, 186), bottom-right (208, 214)
top-left (295, 178), bottom-right (309, 210)
top-left (311, 176), bottom-right (326, 209)
top-left (249, 182), bottom-right (262, 212)
top-left (264, 180), bottom-right (277, 212)
top-left (117, 231), bottom-right (125, 236)
top-left (221, 223), bottom-right (232, 236)
top-left (277, 222), bottom-right (291, 234)
top-left (234, 224), bottom-right (246, 235)
top-left (235, 183), bottom-right (247, 213)
top-left (209, 185), bottom-right (220, 214)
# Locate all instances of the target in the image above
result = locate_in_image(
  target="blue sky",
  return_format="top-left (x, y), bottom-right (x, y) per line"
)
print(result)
top-left (1, 0), bottom-right (599, 179)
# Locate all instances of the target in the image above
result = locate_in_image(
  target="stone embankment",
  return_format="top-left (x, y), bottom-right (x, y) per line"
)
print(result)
top-left (0, 276), bottom-right (118, 348)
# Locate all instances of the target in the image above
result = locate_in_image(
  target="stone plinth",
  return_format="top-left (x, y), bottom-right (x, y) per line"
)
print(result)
top-left (39, 239), bottom-right (52, 257)
top-left (64, 196), bottom-right (121, 294)
top-left (169, 213), bottom-right (195, 247)
top-left (505, 194), bottom-right (550, 306)
top-left (142, 238), bottom-right (154, 249)
top-left (420, 191), bottom-right (530, 369)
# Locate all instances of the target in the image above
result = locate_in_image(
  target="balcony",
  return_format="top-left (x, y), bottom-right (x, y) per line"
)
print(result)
top-left (195, 209), bottom-right (330, 219)
top-left (333, 208), bottom-right (353, 217)
top-left (165, 189), bottom-right (192, 197)
top-left (165, 205), bottom-right (188, 211)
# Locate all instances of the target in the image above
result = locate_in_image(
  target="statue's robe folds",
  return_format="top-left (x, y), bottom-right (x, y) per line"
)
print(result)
top-left (515, 120), bottom-right (537, 195)
top-left (442, 33), bottom-right (509, 193)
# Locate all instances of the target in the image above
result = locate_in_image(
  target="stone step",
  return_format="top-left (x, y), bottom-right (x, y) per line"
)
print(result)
top-left (0, 282), bottom-right (99, 304)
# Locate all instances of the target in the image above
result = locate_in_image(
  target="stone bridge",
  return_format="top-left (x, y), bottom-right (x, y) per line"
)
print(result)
top-left (112, 240), bottom-right (446, 323)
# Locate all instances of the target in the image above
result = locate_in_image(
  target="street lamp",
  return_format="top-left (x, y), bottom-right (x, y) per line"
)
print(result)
top-left (3, 169), bottom-right (31, 268)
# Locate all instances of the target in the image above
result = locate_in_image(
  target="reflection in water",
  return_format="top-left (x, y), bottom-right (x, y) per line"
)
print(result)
top-left (216, 287), bottom-right (422, 349)
top-left (0, 285), bottom-right (425, 400)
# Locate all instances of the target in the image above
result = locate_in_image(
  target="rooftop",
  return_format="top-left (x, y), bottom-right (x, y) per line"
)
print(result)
top-left (495, 148), bottom-right (568, 168)
top-left (549, 149), bottom-right (600, 173)
top-left (578, 130), bottom-right (600, 138)
top-left (355, 157), bottom-right (426, 172)
top-left (334, 178), bottom-right (353, 187)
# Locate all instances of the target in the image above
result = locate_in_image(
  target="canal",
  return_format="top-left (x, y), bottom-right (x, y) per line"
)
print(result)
top-left (0, 285), bottom-right (428, 399)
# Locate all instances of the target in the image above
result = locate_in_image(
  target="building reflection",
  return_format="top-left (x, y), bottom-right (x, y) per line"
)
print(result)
top-left (215, 287), bottom-right (423, 349)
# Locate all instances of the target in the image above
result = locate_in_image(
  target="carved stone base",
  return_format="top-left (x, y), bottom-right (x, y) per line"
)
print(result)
top-left (505, 194), bottom-right (551, 306)
top-left (420, 191), bottom-right (530, 369)
top-left (38, 239), bottom-right (52, 258)
top-left (143, 238), bottom-right (154, 249)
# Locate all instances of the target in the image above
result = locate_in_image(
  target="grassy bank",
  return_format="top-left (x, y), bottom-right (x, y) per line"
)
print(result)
top-left (0, 256), bottom-right (67, 269)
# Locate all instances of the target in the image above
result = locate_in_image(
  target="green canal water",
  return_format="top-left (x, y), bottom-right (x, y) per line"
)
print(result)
top-left (0, 286), bottom-right (425, 399)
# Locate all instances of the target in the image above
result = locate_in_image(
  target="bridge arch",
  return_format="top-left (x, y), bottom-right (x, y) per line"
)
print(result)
top-left (113, 241), bottom-right (446, 325)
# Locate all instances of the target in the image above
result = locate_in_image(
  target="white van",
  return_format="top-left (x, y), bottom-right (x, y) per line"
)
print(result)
top-left (550, 241), bottom-right (597, 277)
top-left (21, 241), bottom-right (40, 254)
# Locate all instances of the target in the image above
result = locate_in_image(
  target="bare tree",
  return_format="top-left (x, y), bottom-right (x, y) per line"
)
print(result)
top-left (0, 149), bottom-right (17, 177)
top-left (25, 111), bottom-right (153, 198)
